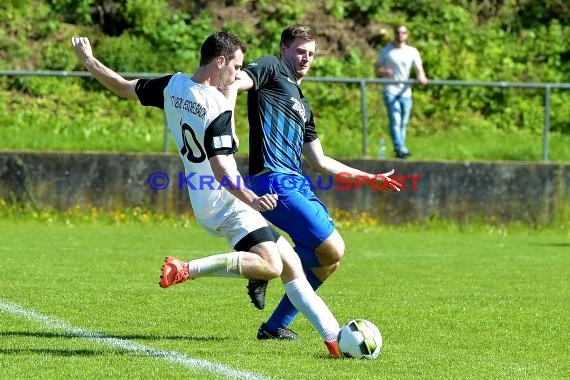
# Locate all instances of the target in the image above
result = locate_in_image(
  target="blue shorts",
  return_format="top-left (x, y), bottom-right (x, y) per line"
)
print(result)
top-left (249, 172), bottom-right (335, 250)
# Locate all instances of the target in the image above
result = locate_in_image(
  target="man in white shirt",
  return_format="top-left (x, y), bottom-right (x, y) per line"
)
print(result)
top-left (375, 25), bottom-right (428, 158)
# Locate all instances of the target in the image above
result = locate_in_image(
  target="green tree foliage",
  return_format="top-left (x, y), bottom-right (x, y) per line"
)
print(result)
top-left (1, 0), bottom-right (569, 158)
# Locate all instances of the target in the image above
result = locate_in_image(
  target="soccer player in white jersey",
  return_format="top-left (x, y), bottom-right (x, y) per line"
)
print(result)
top-left (71, 31), bottom-right (341, 357)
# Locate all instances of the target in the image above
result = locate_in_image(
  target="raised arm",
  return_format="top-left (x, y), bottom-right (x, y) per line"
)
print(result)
top-left (71, 36), bottom-right (139, 99)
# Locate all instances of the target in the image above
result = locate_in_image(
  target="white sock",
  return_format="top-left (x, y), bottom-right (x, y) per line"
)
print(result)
top-left (187, 252), bottom-right (244, 279)
top-left (284, 278), bottom-right (340, 342)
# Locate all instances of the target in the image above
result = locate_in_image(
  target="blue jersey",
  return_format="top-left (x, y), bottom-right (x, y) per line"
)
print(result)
top-left (243, 56), bottom-right (318, 176)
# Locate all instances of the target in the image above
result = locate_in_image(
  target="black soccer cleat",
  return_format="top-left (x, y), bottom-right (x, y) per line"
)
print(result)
top-left (247, 279), bottom-right (269, 310)
top-left (257, 322), bottom-right (299, 340)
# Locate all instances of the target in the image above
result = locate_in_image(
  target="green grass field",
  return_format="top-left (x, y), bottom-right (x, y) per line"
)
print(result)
top-left (1, 220), bottom-right (568, 379)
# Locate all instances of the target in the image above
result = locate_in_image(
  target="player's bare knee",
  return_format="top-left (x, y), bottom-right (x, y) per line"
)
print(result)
top-left (266, 253), bottom-right (283, 278)
top-left (316, 232), bottom-right (345, 265)
top-left (311, 262), bottom-right (340, 281)
top-left (331, 230), bottom-right (346, 259)
top-left (328, 261), bottom-right (341, 274)
top-left (250, 241), bottom-right (283, 279)
top-left (268, 265), bottom-right (282, 279)
top-left (331, 241), bottom-right (345, 262)
top-left (260, 258), bottom-right (282, 280)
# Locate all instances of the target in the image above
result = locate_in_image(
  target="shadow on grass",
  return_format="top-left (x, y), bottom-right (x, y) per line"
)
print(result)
top-left (529, 242), bottom-right (570, 247)
top-left (0, 330), bottom-right (229, 342)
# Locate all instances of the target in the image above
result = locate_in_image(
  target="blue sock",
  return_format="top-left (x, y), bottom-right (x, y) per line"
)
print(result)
top-left (294, 245), bottom-right (321, 270)
top-left (265, 270), bottom-right (323, 330)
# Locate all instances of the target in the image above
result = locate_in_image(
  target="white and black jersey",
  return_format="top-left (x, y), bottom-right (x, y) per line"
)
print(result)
top-left (135, 73), bottom-right (238, 227)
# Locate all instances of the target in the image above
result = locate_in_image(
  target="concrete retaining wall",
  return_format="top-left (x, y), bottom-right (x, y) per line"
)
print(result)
top-left (0, 152), bottom-right (568, 225)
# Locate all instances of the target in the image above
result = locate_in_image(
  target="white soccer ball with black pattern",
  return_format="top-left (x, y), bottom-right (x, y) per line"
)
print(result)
top-left (337, 319), bottom-right (382, 359)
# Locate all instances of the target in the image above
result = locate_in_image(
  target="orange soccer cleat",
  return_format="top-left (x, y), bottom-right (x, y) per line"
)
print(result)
top-left (160, 256), bottom-right (189, 288)
top-left (325, 340), bottom-right (341, 358)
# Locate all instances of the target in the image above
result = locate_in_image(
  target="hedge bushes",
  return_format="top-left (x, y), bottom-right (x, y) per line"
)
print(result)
top-left (1, 0), bottom-right (568, 157)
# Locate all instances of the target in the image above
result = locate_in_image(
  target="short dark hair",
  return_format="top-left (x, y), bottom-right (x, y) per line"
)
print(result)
top-left (280, 24), bottom-right (317, 49)
top-left (200, 31), bottom-right (246, 66)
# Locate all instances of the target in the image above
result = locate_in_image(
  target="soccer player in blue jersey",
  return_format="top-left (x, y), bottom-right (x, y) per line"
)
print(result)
top-left (231, 24), bottom-right (403, 340)
top-left (71, 31), bottom-right (342, 356)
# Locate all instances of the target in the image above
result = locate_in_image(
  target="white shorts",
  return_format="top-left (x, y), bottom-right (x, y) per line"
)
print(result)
top-left (199, 198), bottom-right (270, 248)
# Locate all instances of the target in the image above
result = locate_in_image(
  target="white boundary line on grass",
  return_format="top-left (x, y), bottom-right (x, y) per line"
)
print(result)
top-left (0, 301), bottom-right (269, 380)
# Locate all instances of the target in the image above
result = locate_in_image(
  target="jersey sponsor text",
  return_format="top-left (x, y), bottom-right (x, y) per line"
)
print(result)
top-left (171, 96), bottom-right (207, 119)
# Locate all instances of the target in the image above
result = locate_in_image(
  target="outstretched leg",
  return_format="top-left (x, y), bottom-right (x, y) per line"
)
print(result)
top-left (160, 242), bottom-right (282, 288)
top-left (260, 230), bottom-right (344, 337)
top-left (274, 236), bottom-right (341, 357)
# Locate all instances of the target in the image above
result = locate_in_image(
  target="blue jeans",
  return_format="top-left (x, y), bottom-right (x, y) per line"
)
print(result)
top-left (383, 92), bottom-right (413, 153)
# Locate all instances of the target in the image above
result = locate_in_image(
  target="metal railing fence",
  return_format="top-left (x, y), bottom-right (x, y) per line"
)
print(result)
top-left (2, 70), bottom-right (569, 160)
top-left (307, 77), bottom-right (570, 161)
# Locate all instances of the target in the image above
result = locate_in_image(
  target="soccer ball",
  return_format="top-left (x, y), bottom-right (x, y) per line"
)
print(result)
top-left (337, 319), bottom-right (382, 359)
